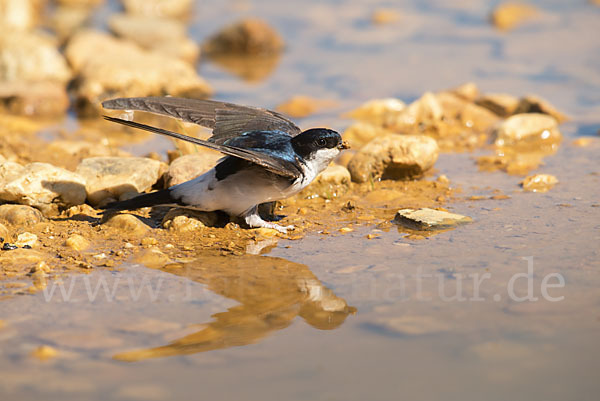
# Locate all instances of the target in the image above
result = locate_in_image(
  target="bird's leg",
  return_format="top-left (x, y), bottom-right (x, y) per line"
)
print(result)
top-left (242, 205), bottom-right (294, 234)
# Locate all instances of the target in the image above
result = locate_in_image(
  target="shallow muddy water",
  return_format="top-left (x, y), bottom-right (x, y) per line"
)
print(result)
top-left (1, 0), bottom-right (600, 400)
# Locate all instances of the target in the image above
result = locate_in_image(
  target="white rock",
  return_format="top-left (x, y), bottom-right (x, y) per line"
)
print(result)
top-left (394, 208), bottom-right (472, 230)
top-left (315, 164), bottom-right (351, 185)
top-left (347, 135), bottom-right (439, 183)
top-left (0, 161), bottom-right (25, 184)
top-left (520, 173), bottom-right (558, 193)
top-left (0, 0), bottom-right (41, 30)
top-left (15, 232), bottom-right (37, 248)
top-left (76, 157), bottom-right (164, 206)
top-left (494, 113), bottom-right (561, 147)
top-left (0, 162), bottom-right (86, 214)
top-left (344, 98), bottom-right (406, 126)
top-left (388, 92), bottom-right (443, 127)
top-left (0, 30), bottom-right (71, 84)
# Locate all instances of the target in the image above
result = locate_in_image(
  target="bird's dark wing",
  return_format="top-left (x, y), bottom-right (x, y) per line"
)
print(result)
top-left (101, 97), bottom-right (302, 144)
top-left (103, 116), bottom-right (302, 179)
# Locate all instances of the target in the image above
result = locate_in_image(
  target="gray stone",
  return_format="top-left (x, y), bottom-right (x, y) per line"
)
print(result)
top-left (347, 135), bottom-right (439, 183)
top-left (0, 162), bottom-right (86, 214)
top-left (76, 157), bottom-right (164, 206)
top-left (394, 208), bottom-right (472, 230)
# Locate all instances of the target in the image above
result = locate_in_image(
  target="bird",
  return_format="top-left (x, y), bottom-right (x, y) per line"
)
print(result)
top-left (101, 97), bottom-right (348, 233)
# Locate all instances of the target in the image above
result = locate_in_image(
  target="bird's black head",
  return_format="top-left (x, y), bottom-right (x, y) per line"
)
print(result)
top-left (291, 128), bottom-right (347, 160)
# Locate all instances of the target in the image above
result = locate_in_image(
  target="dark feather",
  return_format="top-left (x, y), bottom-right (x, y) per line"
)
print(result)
top-left (101, 97), bottom-right (302, 144)
top-left (103, 116), bottom-right (302, 179)
top-left (214, 156), bottom-right (253, 181)
top-left (101, 189), bottom-right (184, 211)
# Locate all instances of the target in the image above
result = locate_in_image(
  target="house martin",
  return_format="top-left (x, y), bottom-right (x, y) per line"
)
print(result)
top-left (101, 97), bottom-right (348, 233)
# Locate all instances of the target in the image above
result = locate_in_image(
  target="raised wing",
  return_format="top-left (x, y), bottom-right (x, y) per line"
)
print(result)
top-left (103, 116), bottom-right (302, 179)
top-left (101, 97), bottom-right (302, 144)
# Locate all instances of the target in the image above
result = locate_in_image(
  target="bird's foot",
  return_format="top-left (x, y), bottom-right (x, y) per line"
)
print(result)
top-left (244, 212), bottom-right (294, 234)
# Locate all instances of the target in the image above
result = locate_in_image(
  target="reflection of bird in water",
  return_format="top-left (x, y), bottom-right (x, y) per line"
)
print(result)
top-left (114, 254), bottom-right (356, 361)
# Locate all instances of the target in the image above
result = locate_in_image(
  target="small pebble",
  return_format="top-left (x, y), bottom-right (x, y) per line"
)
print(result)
top-left (521, 174), bottom-right (559, 193)
top-left (572, 137), bottom-right (595, 147)
top-left (436, 175), bottom-right (450, 185)
top-left (65, 234), bottom-right (90, 251)
top-left (371, 8), bottom-right (401, 25)
top-left (31, 345), bottom-right (58, 361)
top-left (141, 237), bottom-right (158, 246)
top-left (2, 243), bottom-right (17, 251)
top-left (15, 232), bottom-right (38, 248)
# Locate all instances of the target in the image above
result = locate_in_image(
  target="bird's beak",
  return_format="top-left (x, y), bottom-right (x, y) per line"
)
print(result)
top-left (338, 141), bottom-right (350, 150)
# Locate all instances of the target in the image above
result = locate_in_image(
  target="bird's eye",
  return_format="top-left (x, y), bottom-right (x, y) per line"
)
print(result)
top-left (316, 138), bottom-right (327, 147)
